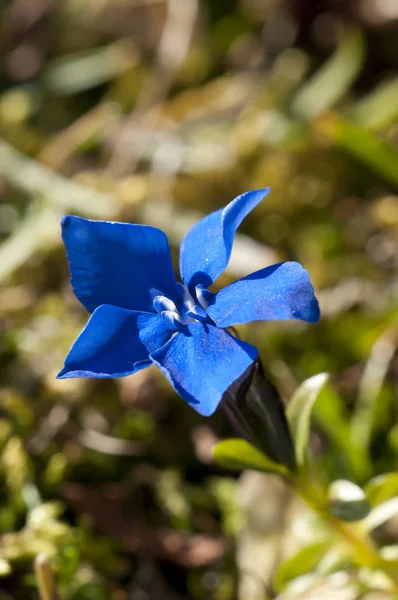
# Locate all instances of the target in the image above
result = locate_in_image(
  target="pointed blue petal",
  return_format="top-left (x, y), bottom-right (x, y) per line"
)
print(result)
top-left (179, 189), bottom-right (270, 290)
top-left (150, 322), bottom-right (258, 416)
top-left (57, 305), bottom-right (171, 378)
top-left (62, 216), bottom-right (178, 313)
top-left (207, 262), bottom-right (320, 327)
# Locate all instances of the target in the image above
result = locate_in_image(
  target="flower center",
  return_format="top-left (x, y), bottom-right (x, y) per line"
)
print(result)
top-left (153, 284), bottom-right (212, 331)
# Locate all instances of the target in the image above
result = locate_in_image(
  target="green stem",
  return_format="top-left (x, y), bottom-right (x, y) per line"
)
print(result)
top-left (291, 475), bottom-right (398, 590)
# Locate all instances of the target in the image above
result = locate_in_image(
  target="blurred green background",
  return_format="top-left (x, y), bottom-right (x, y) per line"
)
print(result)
top-left (0, 0), bottom-right (397, 598)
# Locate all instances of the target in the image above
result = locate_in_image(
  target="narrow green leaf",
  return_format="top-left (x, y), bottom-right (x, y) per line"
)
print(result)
top-left (365, 473), bottom-right (398, 506)
top-left (274, 542), bottom-right (330, 592)
top-left (213, 438), bottom-right (288, 475)
top-left (292, 29), bottom-right (365, 120)
top-left (44, 41), bottom-right (137, 95)
top-left (380, 545), bottom-right (398, 563)
top-left (316, 547), bottom-right (353, 577)
top-left (315, 113), bottom-right (398, 187)
top-left (313, 385), bottom-right (371, 480)
top-left (350, 329), bottom-right (396, 453)
top-left (361, 497), bottom-right (398, 534)
top-left (351, 77), bottom-right (398, 130)
top-left (286, 373), bottom-right (329, 466)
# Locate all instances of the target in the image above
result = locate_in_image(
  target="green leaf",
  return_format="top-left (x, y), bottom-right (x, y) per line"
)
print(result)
top-left (274, 542), bottom-right (330, 591)
top-left (381, 545), bottom-right (398, 562)
top-left (315, 113), bottom-right (398, 187)
top-left (213, 438), bottom-right (288, 475)
top-left (365, 473), bottom-right (398, 506)
top-left (313, 385), bottom-right (371, 480)
top-left (362, 497), bottom-right (398, 534)
top-left (351, 77), bottom-right (398, 130)
top-left (286, 373), bottom-right (329, 466)
top-left (350, 329), bottom-right (396, 453)
top-left (44, 41), bottom-right (136, 95)
top-left (292, 28), bottom-right (365, 120)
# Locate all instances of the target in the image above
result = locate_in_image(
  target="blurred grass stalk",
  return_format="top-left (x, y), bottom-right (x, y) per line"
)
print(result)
top-left (315, 112), bottom-right (398, 188)
top-left (0, 129), bottom-right (277, 283)
top-left (0, 137), bottom-right (117, 282)
top-left (38, 102), bottom-right (120, 170)
top-left (350, 326), bottom-right (397, 452)
top-left (34, 554), bottom-right (60, 600)
top-left (43, 40), bottom-right (139, 96)
top-left (107, 0), bottom-right (199, 175)
top-left (0, 199), bottom-right (59, 283)
top-left (351, 77), bottom-right (398, 130)
top-left (291, 26), bottom-right (398, 188)
top-left (0, 138), bottom-right (117, 217)
top-left (292, 28), bottom-right (365, 120)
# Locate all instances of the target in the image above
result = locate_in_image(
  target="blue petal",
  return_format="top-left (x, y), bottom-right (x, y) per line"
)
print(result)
top-left (179, 189), bottom-right (270, 291)
top-left (62, 216), bottom-right (178, 313)
top-left (207, 262), bottom-right (320, 327)
top-left (57, 305), bottom-right (171, 378)
top-left (150, 322), bottom-right (258, 416)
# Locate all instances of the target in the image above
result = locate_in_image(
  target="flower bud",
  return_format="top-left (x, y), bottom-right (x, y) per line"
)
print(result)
top-left (222, 359), bottom-right (297, 471)
top-left (328, 480), bottom-right (371, 522)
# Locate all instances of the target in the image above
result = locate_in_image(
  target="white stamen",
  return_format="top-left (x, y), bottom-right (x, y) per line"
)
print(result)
top-left (155, 284), bottom-right (210, 327)
top-left (195, 285), bottom-right (209, 310)
top-left (161, 310), bottom-right (182, 331)
top-left (153, 295), bottom-right (178, 314)
top-left (177, 283), bottom-right (196, 312)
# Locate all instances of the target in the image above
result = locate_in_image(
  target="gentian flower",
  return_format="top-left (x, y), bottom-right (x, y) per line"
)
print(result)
top-left (58, 189), bottom-right (319, 416)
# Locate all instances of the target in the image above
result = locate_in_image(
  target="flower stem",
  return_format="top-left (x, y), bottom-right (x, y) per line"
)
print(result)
top-left (291, 475), bottom-right (398, 590)
top-left (222, 358), bottom-right (398, 590)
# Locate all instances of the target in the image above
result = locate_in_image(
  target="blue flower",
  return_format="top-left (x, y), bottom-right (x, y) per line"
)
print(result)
top-left (58, 189), bottom-right (319, 416)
